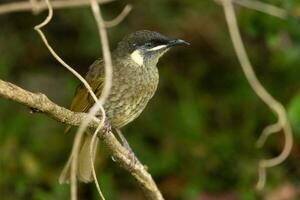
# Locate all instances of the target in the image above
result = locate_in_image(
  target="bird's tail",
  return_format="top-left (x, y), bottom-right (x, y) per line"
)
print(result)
top-left (59, 133), bottom-right (99, 184)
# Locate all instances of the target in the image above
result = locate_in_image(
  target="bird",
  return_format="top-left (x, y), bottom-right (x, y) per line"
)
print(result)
top-left (59, 30), bottom-right (189, 183)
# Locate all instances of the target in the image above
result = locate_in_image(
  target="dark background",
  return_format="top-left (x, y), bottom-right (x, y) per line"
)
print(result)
top-left (1, 0), bottom-right (300, 199)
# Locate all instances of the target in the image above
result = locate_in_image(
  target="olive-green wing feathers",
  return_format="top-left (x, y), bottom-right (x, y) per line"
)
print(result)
top-left (65, 59), bottom-right (105, 133)
top-left (70, 78), bottom-right (105, 111)
top-left (64, 79), bottom-right (104, 133)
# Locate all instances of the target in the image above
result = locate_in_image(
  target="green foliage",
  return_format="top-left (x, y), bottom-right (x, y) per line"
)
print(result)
top-left (288, 92), bottom-right (300, 139)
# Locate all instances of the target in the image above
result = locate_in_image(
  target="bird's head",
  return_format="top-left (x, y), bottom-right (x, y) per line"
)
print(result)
top-left (116, 30), bottom-right (189, 66)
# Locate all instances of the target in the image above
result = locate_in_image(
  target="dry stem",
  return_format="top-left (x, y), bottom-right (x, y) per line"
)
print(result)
top-left (90, 125), bottom-right (105, 200)
top-left (232, 0), bottom-right (287, 19)
top-left (0, 79), bottom-right (99, 127)
top-left (0, 0), bottom-right (114, 15)
top-left (220, 0), bottom-right (293, 190)
top-left (105, 4), bottom-right (132, 28)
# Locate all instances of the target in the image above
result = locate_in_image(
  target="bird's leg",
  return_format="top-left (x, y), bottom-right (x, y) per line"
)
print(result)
top-left (95, 112), bottom-right (137, 166)
top-left (116, 128), bottom-right (132, 152)
top-left (115, 128), bottom-right (138, 167)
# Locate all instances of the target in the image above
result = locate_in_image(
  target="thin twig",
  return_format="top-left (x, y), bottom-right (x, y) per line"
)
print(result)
top-left (70, 114), bottom-right (93, 200)
top-left (256, 122), bottom-right (281, 148)
top-left (220, 0), bottom-right (293, 190)
top-left (104, 4), bottom-right (132, 28)
top-left (34, 0), bottom-right (98, 103)
top-left (232, 0), bottom-right (288, 19)
top-left (0, 0), bottom-right (114, 15)
top-left (90, 124), bottom-right (106, 200)
top-left (89, 0), bottom-right (113, 105)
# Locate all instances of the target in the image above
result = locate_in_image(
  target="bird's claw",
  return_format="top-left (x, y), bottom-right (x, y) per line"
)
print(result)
top-left (111, 150), bottom-right (137, 169)
top-left (98, 119), bottom-right (112, 139)
top-left (103, 120), bottom-right (112, 133)
top-left (128, 150), bottom-right (138, 169)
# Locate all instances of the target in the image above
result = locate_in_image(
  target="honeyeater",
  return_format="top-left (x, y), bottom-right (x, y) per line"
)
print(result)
top-left (59, 30), bottom-right (189, 183)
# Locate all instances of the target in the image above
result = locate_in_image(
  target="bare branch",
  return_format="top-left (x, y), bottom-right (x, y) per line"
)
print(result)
top-left (219, 0), bottom-right (293, 190)
top-left (89, 0), bottom-right (112, 105)
top-left (0, 79), bottom-right (99, 128)
top-left (0, 79), bottom-right (164, 200)
top-left (0, 0), bottom-right (115, 15)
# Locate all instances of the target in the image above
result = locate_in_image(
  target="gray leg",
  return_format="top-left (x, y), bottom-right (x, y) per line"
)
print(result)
top-left (116, 128), bottom-right (133, 152)
top-left (115, 128), bottom-right (137, 166)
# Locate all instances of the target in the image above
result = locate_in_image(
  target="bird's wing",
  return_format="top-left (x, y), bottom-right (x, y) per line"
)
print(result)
top-left (70, 79), bottom-right (104, 112)
top-left (65, 59), bottom-right (105, 133)
top-left (64, 79), bottom-right (104, 133)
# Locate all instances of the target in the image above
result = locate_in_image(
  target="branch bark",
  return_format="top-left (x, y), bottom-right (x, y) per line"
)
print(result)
top-left (0, 78), bottom-right (164, 200)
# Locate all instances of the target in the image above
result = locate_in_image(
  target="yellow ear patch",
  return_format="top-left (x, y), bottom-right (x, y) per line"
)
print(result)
top-left (130, 50), bottom-right (144, 66)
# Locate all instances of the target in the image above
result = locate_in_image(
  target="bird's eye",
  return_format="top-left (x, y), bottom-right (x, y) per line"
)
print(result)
top-left (144, 42), bottom-right (153, 48)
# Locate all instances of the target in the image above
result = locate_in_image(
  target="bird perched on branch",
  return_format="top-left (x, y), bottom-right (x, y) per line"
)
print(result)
top-left (59, 30), bottom-right (189, 183)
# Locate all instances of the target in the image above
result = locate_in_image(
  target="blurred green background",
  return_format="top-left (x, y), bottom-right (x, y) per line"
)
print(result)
top-left (1, 0), bottom-right (300, 199)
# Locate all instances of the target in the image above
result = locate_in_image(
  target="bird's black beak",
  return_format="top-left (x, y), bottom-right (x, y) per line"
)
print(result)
top-left (167, 39), bottom-right (190, 47)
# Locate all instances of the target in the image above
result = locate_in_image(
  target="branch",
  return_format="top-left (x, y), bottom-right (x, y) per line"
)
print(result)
top-left (0, 0), bottom-right (115, 15)
top-left (0, 79), bottom-right (163, 200)
top-left (0, 79), bottom-right (99, 127)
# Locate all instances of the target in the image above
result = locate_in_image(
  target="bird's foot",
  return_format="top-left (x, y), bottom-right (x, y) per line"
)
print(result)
top-left (111, 150), bottom-right (137, 168)
top-left (111, 145), bottom-right (138, 168)
top-left (103, 120), bottom-right (112, 133)
top-left (98, 119), bottom-right (112, 139)
top-left (127, 149), bottom-right (138, 170)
